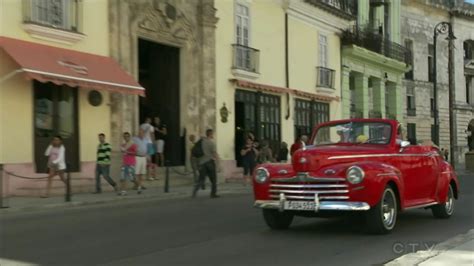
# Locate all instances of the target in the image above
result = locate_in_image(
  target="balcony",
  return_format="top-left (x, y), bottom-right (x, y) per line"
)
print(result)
top-left (316, 67), bottom-right (335, 89)
top-left (305, 0), bottom-right (357, 20)
top-left (386, 113), bottom-right (397, 120)
top-left (369, 110), bottom-right (382, 118)
top-left (407, 108), bottom-right (417, 116)
top-left (342, 27), bottom-right (412, 65)
top-left (232, 44), bottom-right (260, 74)
top-left (370, 0), bottom-right (388, 6)
top-left (350, 108), bottom-right (363, 118)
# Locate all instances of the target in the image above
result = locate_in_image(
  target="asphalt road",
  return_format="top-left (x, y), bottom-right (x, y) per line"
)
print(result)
top-left (1, 172), bottom-right (473, 266)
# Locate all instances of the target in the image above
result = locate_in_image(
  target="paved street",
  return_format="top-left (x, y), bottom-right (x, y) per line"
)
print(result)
top-left (0, 172), bottom-right (473, 266)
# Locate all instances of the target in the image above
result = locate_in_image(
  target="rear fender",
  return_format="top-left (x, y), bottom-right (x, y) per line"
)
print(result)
top-left (436, 162), bottom-right (460, 203)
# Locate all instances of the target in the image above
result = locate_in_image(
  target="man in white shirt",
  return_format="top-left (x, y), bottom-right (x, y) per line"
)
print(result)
top-left (140, 117), bottom-right (155, 180)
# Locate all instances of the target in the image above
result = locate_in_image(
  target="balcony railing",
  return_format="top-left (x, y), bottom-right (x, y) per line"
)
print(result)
top-left (232, 44), bottom-right (260, 73)
top-left (407, 108), bottom-right (417, 116)
top-left (350, 109), bottom-right (364, 119)
top-left (316, 67), bottom-right (335, 89)
top-left (342, 26), bottom-right (412, 65)
top-left (305, 0), bottom-right (357, 19)
top-left (22, 0), bottom-right (81, 32)
top-left (369, 110), bottom-right (382, 118)
top-left (387, 113), bottom-right (397, 120)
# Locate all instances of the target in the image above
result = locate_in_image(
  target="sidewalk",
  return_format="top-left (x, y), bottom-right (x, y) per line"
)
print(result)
top-left (386, 229), bottom-right (474, 266)
top-left (0, 175), bottom-right (252, 213)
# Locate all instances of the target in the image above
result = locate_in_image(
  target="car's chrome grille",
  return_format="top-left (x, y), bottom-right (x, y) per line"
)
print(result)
top-left (270, 174), bottom-right (348, 201)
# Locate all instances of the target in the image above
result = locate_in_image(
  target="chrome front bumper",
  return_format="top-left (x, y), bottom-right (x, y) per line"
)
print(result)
top-left (254, 200), bottom-right (370, 212)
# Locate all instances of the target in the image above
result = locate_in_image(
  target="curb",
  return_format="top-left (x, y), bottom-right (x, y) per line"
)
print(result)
top-left (385, 229), bottom-right (474, 266)
top-left (0, 185), bottom-right (252, 214)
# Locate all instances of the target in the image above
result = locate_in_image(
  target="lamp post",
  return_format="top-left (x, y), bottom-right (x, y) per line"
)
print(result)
top-left (433, 21), bottom-right (456, 165)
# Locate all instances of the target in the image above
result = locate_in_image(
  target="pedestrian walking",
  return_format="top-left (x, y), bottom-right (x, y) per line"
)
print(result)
top-left (192, 129), bottom-right (220, 198)
top-left (277, 141), bottom-right (289, 163)
top-left (444, 148), bottom-right (449, 161)
top-left (189, 134), bottom-right (204, 189)
top-left (133, 128), bottom-right (148, 194)
top-left (118, 132), bottom-right (137, 196)
top-left (241, 137), bottom-right (258, 184)
top-left (257, 140), bottom-right (274, 164)
top-left (140, 117), bottom-right (156, 181)
top-left (154, 116), bottom-right (167, 167)
top-left (42, 135), bottom-right (66, 198)
top-left (94, 133), bottom-right (118, 194)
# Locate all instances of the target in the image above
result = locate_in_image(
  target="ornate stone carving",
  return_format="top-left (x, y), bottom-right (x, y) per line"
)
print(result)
top-left (199, 2), bottom-right (219, 27)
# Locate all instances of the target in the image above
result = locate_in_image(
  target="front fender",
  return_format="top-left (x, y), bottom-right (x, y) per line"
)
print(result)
top-left (344, 161), bottom-right (404, 208)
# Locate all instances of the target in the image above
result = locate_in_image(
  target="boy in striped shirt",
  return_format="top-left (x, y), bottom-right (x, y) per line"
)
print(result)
top-left (94, 133), bottom-right (118, 193)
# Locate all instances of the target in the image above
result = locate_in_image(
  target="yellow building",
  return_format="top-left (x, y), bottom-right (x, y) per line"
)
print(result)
top-left (215, 0), bottom-right (353, 177)
top-left (0, 0), bottom-right (143, 195)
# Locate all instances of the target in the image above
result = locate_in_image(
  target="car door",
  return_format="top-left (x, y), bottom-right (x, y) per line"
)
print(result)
top-left (399, 145), bottom-right (439, 205)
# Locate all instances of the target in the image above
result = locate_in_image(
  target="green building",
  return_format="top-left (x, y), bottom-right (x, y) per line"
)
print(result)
top-left (340, 0), bottom-right (411, 122)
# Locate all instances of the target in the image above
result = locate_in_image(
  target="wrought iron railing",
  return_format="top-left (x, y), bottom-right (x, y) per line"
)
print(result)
top-left (305, 0), bottom-right (357, 18)
top-left (232, 44), bottom-right (260, 73)
top-left (316, 67), bottom-right (336, 89)
top-left (407, 108), bottom-right (417, 116)
top-left (342, 26), bottom-right (412, 65)
top-left (22, 0), bottom-right (81, 32)
top-left (369, 110), bottom-right (382, 118)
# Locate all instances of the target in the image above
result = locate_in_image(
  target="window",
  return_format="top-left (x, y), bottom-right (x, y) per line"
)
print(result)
top-left (406, 86), bottom-right (416, 116)
top-left (431, 124), bottom-right (439, 146)
top-left (384, 4), bottom-right (390, 39)
top-left (407, 123), bottom-right (417, 144)
top-left (294, 99), bottom-right (329, 139)
top-left (235, 3), bottom-right (250, 46)
top-left (405, 39), bottom-right (414, 80)
top-left (467, 76), bottom-right (472, 104)
top-left (430, 87), bottom-right (435, 117)
top-left (24, 0), bottom-right (79, 31)
top-left (319, 34), bottom-right (328, 67)
top-left (428, 44), bottom-right (434, 82)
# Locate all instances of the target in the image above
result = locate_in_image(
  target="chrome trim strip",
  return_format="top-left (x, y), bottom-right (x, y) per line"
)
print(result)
top-left (272, 176), bottom-right (346, 183)
top-left (270, 184), bottom-right (348, 189)
top-left (271, 194), bottom-right (349, 199)
top-left (404, 202), bottom-right (439, 210)
top-left (269, 189), bottom-right (349, 194)
top-left (255, 200), bottom-right (370, 211)
top-left (277, 169), bottom-right (289, 174)
top-left (377, 172), bottom-right (400, 177)
top-left (328, 153), bottom-right (438, 160)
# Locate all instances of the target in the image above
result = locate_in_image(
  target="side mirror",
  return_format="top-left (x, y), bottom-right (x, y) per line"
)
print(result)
top-left (399, 140), bottom-right (410, 152)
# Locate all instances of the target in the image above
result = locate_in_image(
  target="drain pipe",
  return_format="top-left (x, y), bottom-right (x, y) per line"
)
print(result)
top-left (284, 12), bottom-right (290, 120)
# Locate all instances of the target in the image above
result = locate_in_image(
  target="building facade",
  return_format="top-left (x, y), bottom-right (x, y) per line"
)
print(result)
top-left (0, 0), bottom-right (142, 195)
top-left (341, 0), bottom-right (411, 123)
top-left (108, 0), bottom-right (218, 175)
top-left (400, 0), bottom-right (474, 163)
top-left (215, 0), bottom-right (353, 179)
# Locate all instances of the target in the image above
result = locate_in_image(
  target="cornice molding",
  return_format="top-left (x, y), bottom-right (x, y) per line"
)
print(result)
top-left (23, 23), bottom-right (85, 45)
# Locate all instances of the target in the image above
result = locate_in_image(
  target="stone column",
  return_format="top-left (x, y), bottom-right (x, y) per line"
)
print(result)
top-left (341, 67), bottom-right (351, 119)
top-left (386, 82), bottom-right (403, 122)
top-left (354, 74), bottom-right (369, 118)
top-left (372, 78), bottom-right (386, 118)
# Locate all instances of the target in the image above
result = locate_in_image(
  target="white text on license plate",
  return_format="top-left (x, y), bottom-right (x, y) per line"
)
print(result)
top-left (284, 201), bottom-right (316, 210)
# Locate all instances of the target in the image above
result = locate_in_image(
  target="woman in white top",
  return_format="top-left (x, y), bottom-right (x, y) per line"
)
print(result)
top-left (42, 135), bottom-right (66, 198)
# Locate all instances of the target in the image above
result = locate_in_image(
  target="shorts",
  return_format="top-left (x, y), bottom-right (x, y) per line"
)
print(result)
top-left (242, 160), bottom-right (256, 176)
top-left (147, 143), bottom-right (155, 155)
top-left (156, 139), bottom-right (165, 154)
top-left (121, 165), bottom-right (135, 181)
top-left (135, 156), bottom-right (147, 175)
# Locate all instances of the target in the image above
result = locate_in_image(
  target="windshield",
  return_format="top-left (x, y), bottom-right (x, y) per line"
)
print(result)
top-left (313, 122), bottom-right (392, 146)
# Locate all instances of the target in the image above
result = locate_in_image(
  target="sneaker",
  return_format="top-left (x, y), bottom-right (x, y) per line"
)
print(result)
top-left (141, 185), bottom-right (147, 190)
top-left (119, 191), bottom-right (127, 196)
top-left (137, 188), bottom-right (143, 194)
top-left (147, 177), bottom-right (155, 181)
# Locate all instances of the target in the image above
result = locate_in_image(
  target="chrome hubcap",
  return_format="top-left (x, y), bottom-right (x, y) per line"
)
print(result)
top-left (445, 186), bottom-right (454, 215)
top-left (382, 189), bottom-right (396, 229)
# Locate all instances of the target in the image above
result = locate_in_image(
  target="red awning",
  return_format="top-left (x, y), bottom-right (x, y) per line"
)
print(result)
top-left (0, 36), bottom-right (144, 96)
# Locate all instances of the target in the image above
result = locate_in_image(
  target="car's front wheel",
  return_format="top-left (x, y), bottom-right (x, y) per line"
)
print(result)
top-left (262, 209), bottom-right (294, 230)
top-left (366, 186), bottom-right (398, 234)
top-left (432, 184), bottom-right (455, 219)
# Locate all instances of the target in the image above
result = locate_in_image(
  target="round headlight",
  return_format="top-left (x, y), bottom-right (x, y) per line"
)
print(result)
top-left (255, 168), bottom-right (270, 183)
top-left (346, 166), bottom-right (365, 184)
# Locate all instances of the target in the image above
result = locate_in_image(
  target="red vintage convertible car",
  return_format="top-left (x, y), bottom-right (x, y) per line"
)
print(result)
top-left (253, 119), bottom-right (459, 234)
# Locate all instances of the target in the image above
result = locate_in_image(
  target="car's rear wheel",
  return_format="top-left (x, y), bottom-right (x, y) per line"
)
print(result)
top-left (262, 209), bottom-right (294, 230)
top-left (366, 186), bottom-right (398, 234)
top-left (432, 184), bottom-right (455, 219)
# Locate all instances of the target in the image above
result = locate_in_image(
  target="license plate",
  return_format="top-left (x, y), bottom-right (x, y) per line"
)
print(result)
top-left (284, 201), bottom-right (316, 210)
